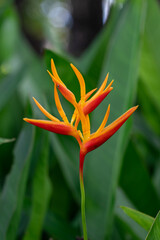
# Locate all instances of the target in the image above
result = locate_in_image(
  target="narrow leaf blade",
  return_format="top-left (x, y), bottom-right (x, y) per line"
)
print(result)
top-left (0, 125), bottom-right (34, 240)
top-left (146, 211), bottom-right (160, 240)
top-left (23, 133), bottom-right (51, 240)
top-left (121, 206), bottom-right (154, 231)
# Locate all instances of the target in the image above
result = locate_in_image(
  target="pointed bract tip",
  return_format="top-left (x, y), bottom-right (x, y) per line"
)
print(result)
top-left (32, 97), bottom-right (39, 104)
top-left (23, 118), bottom-right (29, 123)
top-left (110, 79), bottom-right (114, 85)
top-left (131, 105), bottom-right (139, 112)
top-left (106, 72), bottom-right (109, 78)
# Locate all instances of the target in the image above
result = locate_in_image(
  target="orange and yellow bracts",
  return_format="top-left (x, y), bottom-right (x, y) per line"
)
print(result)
top-left (24, 59), bottom-right (138, 178)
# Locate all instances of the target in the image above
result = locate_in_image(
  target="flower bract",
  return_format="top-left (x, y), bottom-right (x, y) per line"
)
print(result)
top-left (24, 59), bottom-right (138, 174)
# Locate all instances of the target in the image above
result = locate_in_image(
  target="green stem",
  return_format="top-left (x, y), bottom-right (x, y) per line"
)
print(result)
top-left (80, 173), bottom-right (88, 240)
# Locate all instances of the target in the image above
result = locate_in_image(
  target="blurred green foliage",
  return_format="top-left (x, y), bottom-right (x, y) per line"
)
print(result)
top-left (0, 0), bottom-right (160, 240)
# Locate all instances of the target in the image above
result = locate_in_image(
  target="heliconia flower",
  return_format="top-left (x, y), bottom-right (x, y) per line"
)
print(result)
top-left (24, 59), bottom-right (138, 175)
top-left (24, 59), bottom-right (138, 240)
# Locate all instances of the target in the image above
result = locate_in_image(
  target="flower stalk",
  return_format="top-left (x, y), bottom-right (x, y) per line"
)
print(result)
top-left (80, 172), bottom-right (88, 240)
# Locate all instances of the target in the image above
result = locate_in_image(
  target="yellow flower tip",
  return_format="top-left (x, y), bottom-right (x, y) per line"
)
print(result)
top-left (51, 58), bottom-right (54, 65)
top-left (47, 70), bottom-right (54, 80)
top-left (85, 88), bottom-right (97, 101)
top-left (32, 96), bottom-right (39, 106)
top-left (70, 63), bottom-right (74, 68)
top-left (100, 72), bottom-right (109, 89)
top-left (70, 63), bottom-right (80, 75)
top-left (99, 76), bottom-right (108, 92)
top-left (105, 72), bottom-right (109, 81)
top-left (47, 69), bottom-right (57, 82)
top-left (94, 104), bottom-right (111, 136)
top-left (32, 97), bottom-right (38, 104)
top-left (23, 118), bottom-right (30, 123)
top-left (129, 105), bottom-right (139, 113)
top-left (128, 105), bottom-right (138, 114)
top-left (32, 96), bottom-right (60, 122)
top-left (47, 70), bottom-right (63, 88)
top-left (110, 79), bottom-right (114, 85)
top-left (51, 59), bottom-right (56, 76)
top-left (70, 63), bottom-right (86, 101)
top-left (47, 69), bottom-right (54, 80)
top-left (23, 118), bottom-right (44, 125)
top-left (109, 87), bottom-right (113, 92)
top-left (54, 84), bottom-right (69, 124)
top-left (105, 79), bottom-right (114, 91)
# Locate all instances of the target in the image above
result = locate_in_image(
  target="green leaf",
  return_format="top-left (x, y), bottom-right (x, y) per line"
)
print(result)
top-left (84, 1), bottom-right (146, 239)
top-left (0, 0), bottom-right (14, 17)
top-left (45, 1), bottom-right (146, 239)
top-left (115, 216), bottom-right (142, 240)
top-left (23, 132), bottom-right (51, 240)
top-left (0, 8), bottom-right (19, 62)
top-left (139, 0), bottom-right (160, 135)
top-left (121, 206), bottom-right (154, 232)
top-left (79, 5), bottom-right (121, 83)
top-left (137, 81), bottom-right (160, 135)
top-left (146, 211), bottom-right (160, 240)
top-left (50, 134), bottom-right (80, 202)
top-left (0, 124), bottom-right (35, 240)
top-left (44, 2), bottom-right (146, 240)
top-left (0, 66), bottom-right (25, 111)
top-left (120, 140), bottom-right (160, 216)
top-left (0, 138), bottom-right (15, 145)
top-left (115, 188), bottom-right (147, 240)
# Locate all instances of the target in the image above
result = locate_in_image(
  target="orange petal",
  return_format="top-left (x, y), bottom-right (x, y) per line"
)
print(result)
top-left (84, 106), bottom-right (138, 153)
top-left (85, 88), bottom-right (97, 101)
top-left (75, 115), bottom-right (80, 128)
top-left (83, 87), bottom-right (113, 115)
top-left (59, 83), bottom-right (77, 107)
top-left (96, 73), bottom-right (109, 96)
top-left (54, 85), bottom-right (69, 124)
top-left (33, 97), bottom-right (60, 122)
top-left (70, 88), bottom-right (97, 125)
top-left (23, 118), bottom-right (74, 135)
top-left (70, 63), bottom-right (86, 102)
top-left (48, 70), bottom-right (77, 107)
top-left (103, 80), bottom-right (114, 93)
top-left (71, 109), bottom-right (78, 125)
top-left (95, 104), bottom-right (110, 135)
top-left (88, 73), bottom-right (109, 102)
top-left (47, 70), bottom-right (62, 86)
top-left (51, 59), bottom-right (65, 86)
top-left (74, 102), bottom-right (90, 140)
